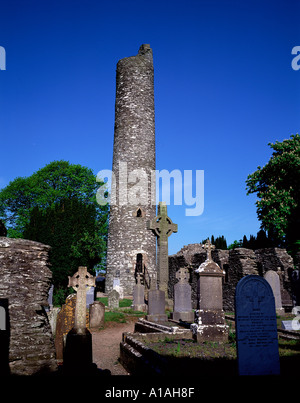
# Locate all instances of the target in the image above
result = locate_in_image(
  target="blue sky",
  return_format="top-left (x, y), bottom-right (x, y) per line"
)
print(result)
top-left (0, 0), bottom-right (299, 254)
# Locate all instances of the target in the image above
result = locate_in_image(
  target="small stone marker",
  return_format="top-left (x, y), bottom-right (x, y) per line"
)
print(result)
top-left (281, 320), bottom-right (294, 331)
top-left (0, 299), bottom-right (9, 375)
top-left (86, 286), bottom-right (95, 308)
top-left (264, 270), bottom-right (284, 315)
top-left (108, 289), bottom-right (120, 310)
top-left (132, 273), bottom-right (146, 312)
top-left (173, 268), bottom-right (194, 322)
top-left (46, 284), bottom-right (54, 311)
top-left (89, 301), bottom-right (105, 329)
top-left (235, 275), bottom-right (280, 376)
top-left (147, 289), bottom-right (168, 323)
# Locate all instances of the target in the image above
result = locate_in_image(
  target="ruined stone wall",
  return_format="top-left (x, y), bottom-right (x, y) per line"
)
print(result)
top-left (105, 44), bottom-right (157, 296)
top-left (254, 248), bottom-right (294, 307)
top-left (0, 237), bottom-right (57, 375)
top-left (169, 244), bottom-right (294, 312)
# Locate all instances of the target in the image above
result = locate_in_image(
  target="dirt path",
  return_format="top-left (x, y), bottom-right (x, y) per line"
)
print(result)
top-left (91, 318), bottom-right (136, 375)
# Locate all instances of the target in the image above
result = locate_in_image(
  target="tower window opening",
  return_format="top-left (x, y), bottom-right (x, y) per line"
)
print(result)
top-left (135, 208), bottom-right (144, 217)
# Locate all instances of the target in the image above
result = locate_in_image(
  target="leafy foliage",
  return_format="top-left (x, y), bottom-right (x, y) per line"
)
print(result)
top-left (0, 161), bottom-right (109, 302)
top-left (23, 198), bottom-right (107, 288)
top-left (246, 134), bottom-right (300, 253)
top-left (0, 160), bottom-right (103, 237)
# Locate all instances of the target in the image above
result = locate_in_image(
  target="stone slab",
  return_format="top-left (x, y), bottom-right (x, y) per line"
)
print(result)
top-left (235, 275), bottom-right (280, 376)
top-left (281, 320), bottom-right (294, 331)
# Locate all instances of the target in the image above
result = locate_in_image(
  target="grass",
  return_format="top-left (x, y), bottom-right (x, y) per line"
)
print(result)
top-left (278, 339), bottom-right (300, 357)
top-left (96, 297), bottom-right (145, 324)
top-left (97, 297), bottom-right (133, 308)
top-left (104, 311), bottom-right (127, 323)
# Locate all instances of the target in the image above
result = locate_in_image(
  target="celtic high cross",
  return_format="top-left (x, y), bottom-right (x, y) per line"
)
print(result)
top-left (68, 266), bottom-right (95, 334)
top-left (147, 201), bottom-right (177, 296)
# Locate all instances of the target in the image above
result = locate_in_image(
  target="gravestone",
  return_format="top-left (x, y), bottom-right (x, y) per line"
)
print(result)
top-left (132, 273), bottom-right (146, 312)
top-left (0, 299), bottom-right (9, 375)
top-left (114, 285), bottom-right (124, 299)
top-left (148, 201), bottom-right (177, 307)
top-left (86, 286), bottom-right (95, 308)
top-left (235, 275), bottom-right (280, 376)
top-left (47, 306), bottom-right (60, 336)
top-left (281, 320), bottom-right (294, 331)
top-left (55, 294), bottom-right (77, 361)
top-left (108, 289), bottom-right (120, 310)
top-left (192, 239), bottom-right (228, 342)
top-left (112, 278), bottom-right (124, 298)
top-left (172, 268), bottom-right (194, 322)
top-left (146, 286), bottom-right (168, 323)
top-left (64, 267), bottom-right (96, 373)
top-left (264, 270), bottom-right (284, 315)
top-left (89, 301), bottom-right (105, 329)
top-left (46, 284), bottom-right (54, 311)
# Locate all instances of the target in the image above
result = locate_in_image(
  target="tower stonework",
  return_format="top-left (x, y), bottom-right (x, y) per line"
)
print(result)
top-left (105, 44), bottom-right (157, 296)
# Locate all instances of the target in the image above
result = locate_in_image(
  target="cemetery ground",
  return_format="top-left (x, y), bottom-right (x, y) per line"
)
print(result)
top-left (82, 297), bottom-right (300, 377)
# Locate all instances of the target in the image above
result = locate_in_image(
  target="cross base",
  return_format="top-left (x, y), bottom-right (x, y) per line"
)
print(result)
top-left (191, 323), bottom-right (229, 343)
top-left (146, 314), bottom-right (168, 323)
top-left (63, 327), bottom-right (94, 374)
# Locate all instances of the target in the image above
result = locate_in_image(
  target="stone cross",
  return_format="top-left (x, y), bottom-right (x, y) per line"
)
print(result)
top-left (244, 280), bottom-right (266, 310)
top-left (68, 266), bottom-right (95, 334)
top-left (147, 201), bottom-right (177, 296)
top-left (202, 238), bottom-right (215, 261)
top-left (176, 267), bottom-right (189, 284)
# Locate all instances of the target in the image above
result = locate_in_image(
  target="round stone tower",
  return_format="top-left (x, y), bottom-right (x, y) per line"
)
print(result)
top-left (105, 44), bottom-right (157, 296)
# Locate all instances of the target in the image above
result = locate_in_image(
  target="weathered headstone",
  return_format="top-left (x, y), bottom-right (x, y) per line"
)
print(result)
top-left (108, 289), bottom-right (120, 310)
top-left (264, 270), bottom-right (284, 315)
top-left (173, 268), bottom-right (194, 322)
top-left (114, 285), bottom-right (124, 299)
top-left (47, 306), bottom-right (60, 336)
top-left (0, 299), bottom-right (9, 375)
top-left (89, 301), bottom-right (105, 329)
top-left (55, 294), bottom-right (89, 361)
top-left (146, 286), bottom-right (168, 323)
top-left (235, 275), bottom-right (280, 376)
top-left (55, 294), bottom-right (77, 361)
top-left (46, 284), bottom-right (54, 311)
top-left (191, 239), bottom-right (228, 342)
top-left (86, 286), bottom-right (95, 308)
top-left (64, 266), bottom-right (96, 373)
top-left (132, 273), bottom-right (146, 312)
top-left (148, 201), bottom-right (177, 307)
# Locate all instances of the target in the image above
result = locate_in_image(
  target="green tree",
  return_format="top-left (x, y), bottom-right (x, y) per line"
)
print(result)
top-left (23, 199), bottom-right (107, 295)
top-left (246, 134), bottom-right (300, 253)
top-left (0, 160), bottom-right (105, 237)
top-left (0, 161), bottom-right (108, 303)
top-left (228, 239), bottom-right (243, 250)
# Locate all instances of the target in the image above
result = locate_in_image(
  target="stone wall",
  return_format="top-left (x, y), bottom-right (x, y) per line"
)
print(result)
top-left (0, 237), bottom-right (57, 375)
top-left (169, 244), bottom-right (294, 312)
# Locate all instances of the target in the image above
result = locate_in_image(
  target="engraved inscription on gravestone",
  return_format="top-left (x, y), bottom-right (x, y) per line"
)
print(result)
top-left (235, 275), bottom-right (280, 376)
